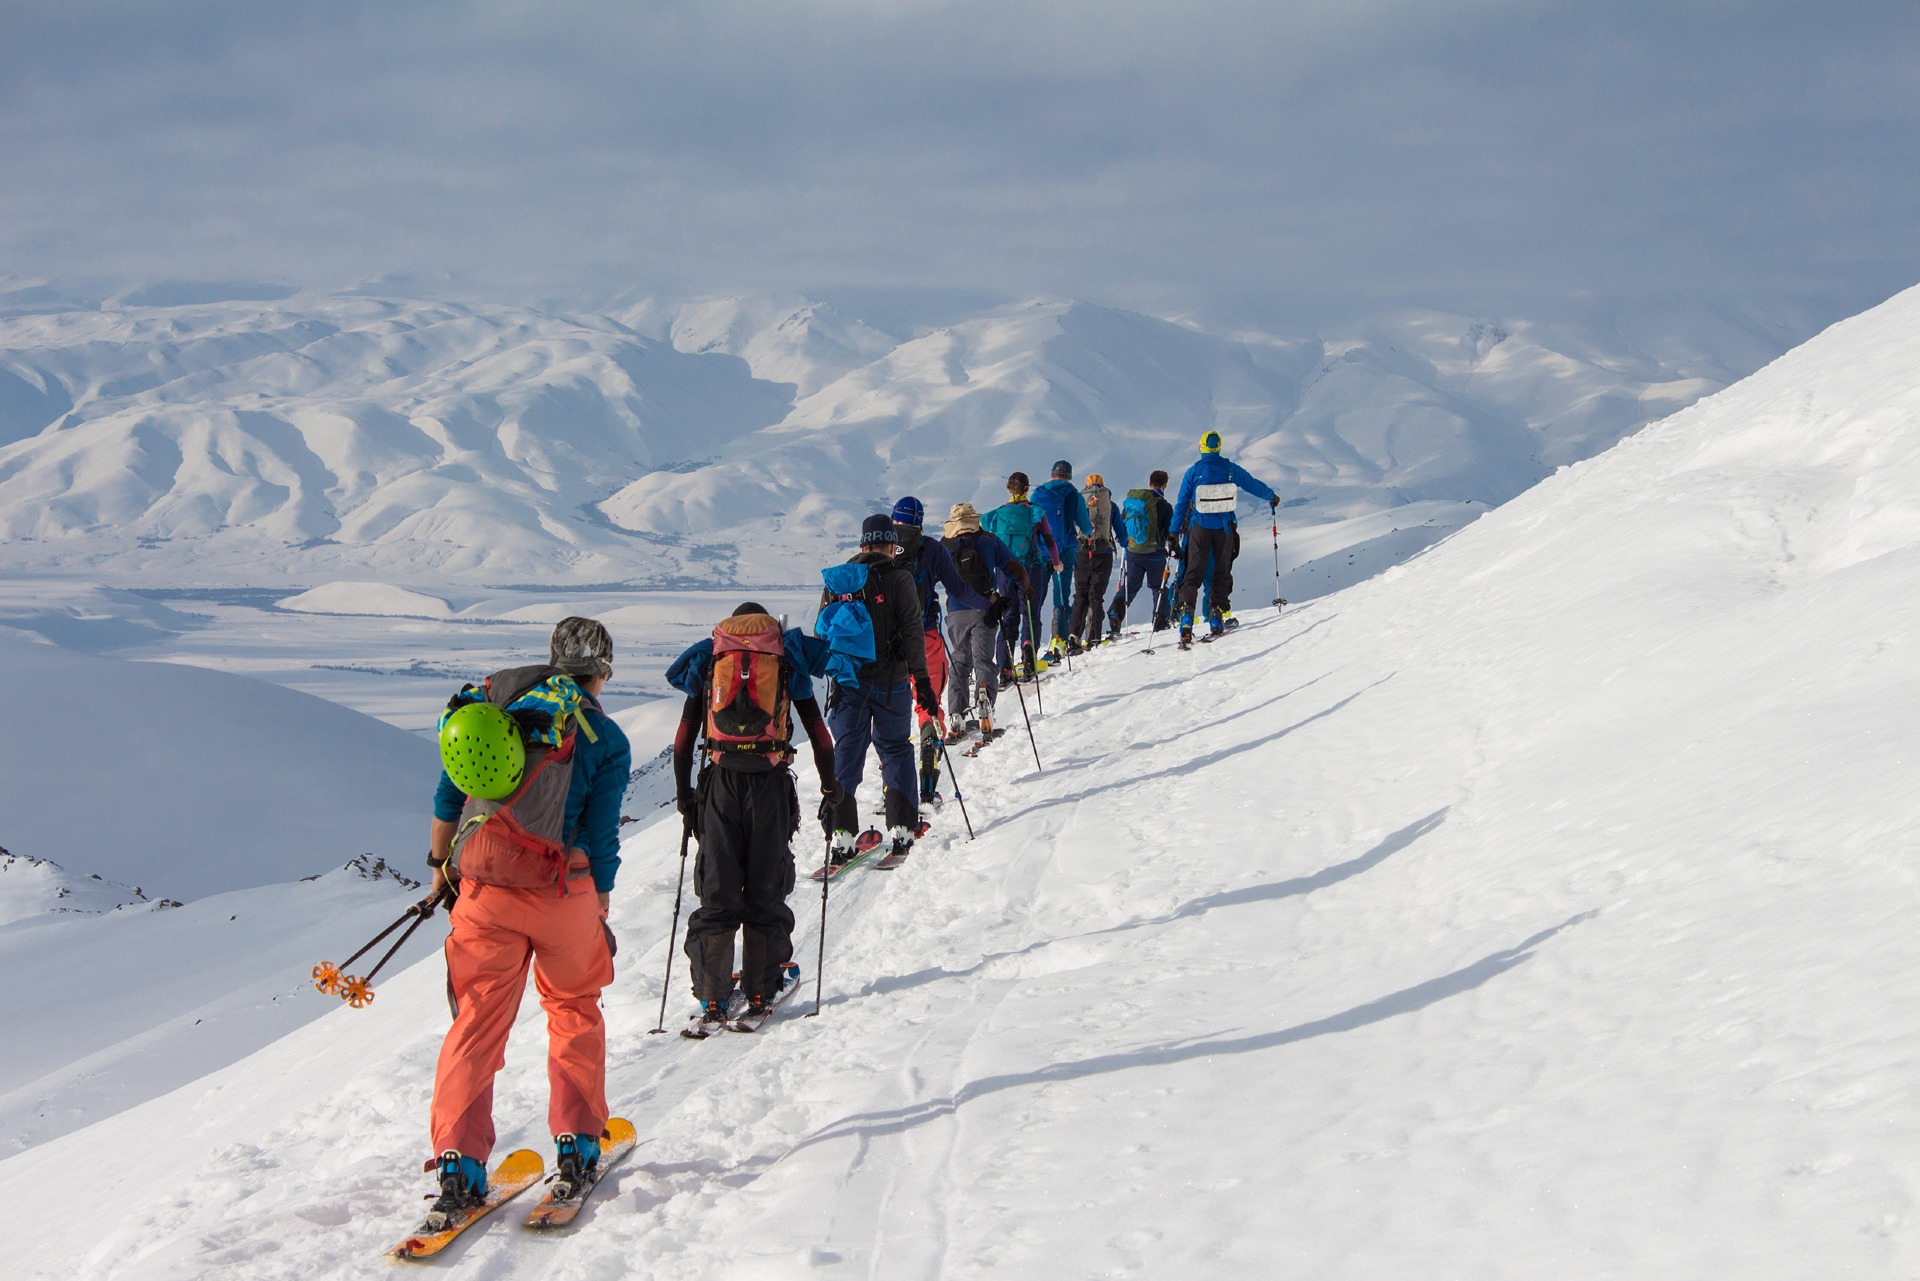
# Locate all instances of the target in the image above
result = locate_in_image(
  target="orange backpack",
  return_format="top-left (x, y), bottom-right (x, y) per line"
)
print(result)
top-left (706, 613), bottom-right (792, 760)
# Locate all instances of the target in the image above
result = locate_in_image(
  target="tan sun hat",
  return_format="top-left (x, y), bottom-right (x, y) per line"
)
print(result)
top-left (944, 502), bottom-right (983, 539)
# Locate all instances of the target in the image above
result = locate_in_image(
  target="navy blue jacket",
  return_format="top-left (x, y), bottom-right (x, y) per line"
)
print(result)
top-left (900, 528), bottom-right (991, 625)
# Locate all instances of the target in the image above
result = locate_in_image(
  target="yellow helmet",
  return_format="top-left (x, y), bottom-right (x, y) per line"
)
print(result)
top-left (1199, 431), bottom-right (1222, 454)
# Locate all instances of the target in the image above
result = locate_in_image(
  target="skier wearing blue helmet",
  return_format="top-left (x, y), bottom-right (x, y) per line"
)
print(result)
top-left (1169, 430), bottom-right (1280, 648)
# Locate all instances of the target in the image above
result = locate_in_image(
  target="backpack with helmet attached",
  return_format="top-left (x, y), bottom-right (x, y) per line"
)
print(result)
top-left (704, 611), bottom-right (793, 761)
top-left (439, 666), bottom-right (600, 891)
top-left (1123, 488), bottom-right (1168, 553)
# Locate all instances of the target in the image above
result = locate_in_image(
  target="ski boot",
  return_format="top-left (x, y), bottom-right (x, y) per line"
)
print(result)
top-left (1016, 643), bottom-right (1037, 682)
top-left (945, 718), bottom-right (975, 745)
top-left (887, 825), bottom-right (916, 859)
top-left (1065, 635), bottom-right (1084, 657)
top-left (426, 1151), bottom-right (488, 1227)
top-left (553, 1133), bottom-right (602, 1198)
top-left (1221, 609), bottom-right (1239, 633)
top-left (827, 829), bottom-right (859, 868)
top-left (1177, 606), bottom-right (1194, 651)
top-left (1207, 607), bottom-right (1226, 640)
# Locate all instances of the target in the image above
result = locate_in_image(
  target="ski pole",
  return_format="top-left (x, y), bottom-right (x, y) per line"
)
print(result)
top-left (312, 886), bottom-right (446, 997)
top-left (649, 819), bottom-right (694, 1034)
top-left (1024, 592), bottom-right (1045, 715)
top-left (808, 832), bottom-right (831, 1018)
top-left (934, 735), bottom-right (975, 840)
top-left (325, 887), bottom-right (450, 1009)
top-left (1271, 515), bottom-right (1286, 612)
top-left (1011, 668), bottom-right (1042, 772)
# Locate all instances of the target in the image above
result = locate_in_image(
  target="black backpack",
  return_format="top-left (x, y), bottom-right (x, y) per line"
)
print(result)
top-left (949, 533), bottom-right (994, 597)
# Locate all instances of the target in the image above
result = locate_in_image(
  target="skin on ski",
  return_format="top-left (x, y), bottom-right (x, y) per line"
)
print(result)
top-left (523, 1118), bottom-right (639, 1229)
top-left (874, 819), bottom-right (930, 871)
top-left (726, 966), bottom-right (802, 1032)
top-left (388, 1148), bottom-right (545, 1260)
top-left (807, 828), bottom-right (884, 881)
top-left (679, 988), bottom-right (743, 1039)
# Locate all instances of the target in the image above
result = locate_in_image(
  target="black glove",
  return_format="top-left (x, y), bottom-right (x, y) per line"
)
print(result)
top-left (1270, 495), bottom-right (1280, 511)
top-left (913, 674), bottom-right (938, 716)
top-left (1173, 536), bottom-right (1188, 562)
top-left (676, 785), bottom-right (699, 832)
top-left (984, 595), bottom-right (1011, 627)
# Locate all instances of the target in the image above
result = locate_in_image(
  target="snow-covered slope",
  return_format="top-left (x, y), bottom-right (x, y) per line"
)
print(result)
top-left (0, 633), bottom-right (436, 899)
top-left (0, 288), bottom-right (1801, 593)
top-left (3, 284), bottom-right (1916, 1277)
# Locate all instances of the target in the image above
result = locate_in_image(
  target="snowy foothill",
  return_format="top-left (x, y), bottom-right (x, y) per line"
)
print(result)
top-left (0, 285), bottom-right (1812, 594)
top-left (0, 283), bottom-right (1914, 1276)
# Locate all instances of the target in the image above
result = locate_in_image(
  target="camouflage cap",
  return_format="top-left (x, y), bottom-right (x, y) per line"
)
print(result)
top-left (550, 615), bottom-right (613, 678)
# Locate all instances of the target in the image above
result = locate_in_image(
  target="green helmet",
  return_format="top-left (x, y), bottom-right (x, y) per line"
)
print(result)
top-left (439, 702), bottom-right (526, 800)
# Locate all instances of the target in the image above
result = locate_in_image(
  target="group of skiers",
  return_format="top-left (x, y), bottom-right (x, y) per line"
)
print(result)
top-left (409, 430), bottom-right (1283, 1222)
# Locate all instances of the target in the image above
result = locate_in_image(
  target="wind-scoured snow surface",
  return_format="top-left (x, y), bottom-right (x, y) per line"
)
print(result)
top-left (0, 287), bottom-right (1803, 592)
top-left (2, 285), bottom-right (1917, 1277)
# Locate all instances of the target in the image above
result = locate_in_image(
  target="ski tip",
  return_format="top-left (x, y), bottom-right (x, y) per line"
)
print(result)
top-left (604, 1117), bottom-right (637, 1146)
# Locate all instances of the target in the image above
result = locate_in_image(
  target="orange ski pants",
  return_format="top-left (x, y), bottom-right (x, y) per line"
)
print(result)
top-left (915, 627), bottom-right (949, 734)
top-left (429, 877), bottom-right (613, 1161)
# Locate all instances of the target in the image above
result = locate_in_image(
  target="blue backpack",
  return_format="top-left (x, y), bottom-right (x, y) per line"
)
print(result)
top-left (815, 563), bottom-right (878, 687)
top-left (983, 502), bottom-right (1043, 564)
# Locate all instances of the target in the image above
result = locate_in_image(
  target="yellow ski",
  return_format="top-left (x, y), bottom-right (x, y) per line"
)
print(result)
top-left (524, 1118), bottom-right (639, 1229)
top-left (388, 1148), bottom-right (544, 1260)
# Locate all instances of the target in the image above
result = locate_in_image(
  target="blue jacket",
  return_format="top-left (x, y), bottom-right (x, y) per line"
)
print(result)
top-left (434, 690), bottom-right (631, 893)
top-left (1170, 453), bottom-right (1279, 534)
top-left (900, 528), bottom-right (991, 624)
top-left (1032, 478), bottom-right (1092, 559)
top-left (664, 628), bottom-right (834, 712)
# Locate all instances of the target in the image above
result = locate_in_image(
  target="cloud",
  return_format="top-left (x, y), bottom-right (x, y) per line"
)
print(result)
top-left (1, 0), bottom-right (1915, 323)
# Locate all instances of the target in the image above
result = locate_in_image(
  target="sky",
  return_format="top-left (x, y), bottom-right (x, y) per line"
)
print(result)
top-left (2, 0), bottom-right (1916, 328)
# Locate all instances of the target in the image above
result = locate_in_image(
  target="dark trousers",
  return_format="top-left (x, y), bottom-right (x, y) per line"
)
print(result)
top-left (826, 680), bottom-right (918, 834)
top-left (997, 577), bottom-right (1045, 667)
top-left (1049, 554), bottom-right (1075, 643)
top-left (685, 764), bottom-right (798, 1003)
top-left (1111, 552), bottom-right (1171, 627)
top-left (1069, 549), bottom-right (1114, 642)
top-left (1177, 525), bottom-right (1238, 619)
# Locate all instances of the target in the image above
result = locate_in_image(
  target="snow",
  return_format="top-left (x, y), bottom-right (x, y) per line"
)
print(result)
top-left (0, 633), bottom-right (435, 899)
top-left (0, 282), bottom-right (1916, 1276)
top-left (277, 582), bottom-right (453, 619)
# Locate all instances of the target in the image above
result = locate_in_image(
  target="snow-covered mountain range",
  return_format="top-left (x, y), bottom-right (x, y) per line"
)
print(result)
top-left (0, 282), bottom-right (1812, 590)
top-left (1, 280), bottom-right (1915, 1277)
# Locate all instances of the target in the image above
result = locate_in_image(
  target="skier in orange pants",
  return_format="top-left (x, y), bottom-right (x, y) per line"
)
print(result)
top-left (418, 617), bottom-right (631, 1222)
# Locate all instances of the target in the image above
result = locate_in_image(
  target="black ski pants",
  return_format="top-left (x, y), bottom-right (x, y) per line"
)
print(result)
top-left (1176, 524), bottom-right (1237, 620)
top-left (1068, 548), bottom-right (1114, 643)
top-left (685, 763), bottom-right (798, 1003)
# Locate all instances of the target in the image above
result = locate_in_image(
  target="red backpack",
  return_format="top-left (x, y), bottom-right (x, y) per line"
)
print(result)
top-left (706, 613), bottom-right (792, 761)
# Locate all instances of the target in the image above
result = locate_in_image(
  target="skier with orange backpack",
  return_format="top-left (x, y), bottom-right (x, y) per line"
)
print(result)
top-left (421, 617), bottom-right (631, 1225)
top-left (665, 603), bottom-right (841, 1031)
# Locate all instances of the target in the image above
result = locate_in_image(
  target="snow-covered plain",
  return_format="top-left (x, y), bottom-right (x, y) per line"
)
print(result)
top-left (0, 285), bottom-right (1811, 592)
top-left (0, 282), bottom-right (1915, 1277)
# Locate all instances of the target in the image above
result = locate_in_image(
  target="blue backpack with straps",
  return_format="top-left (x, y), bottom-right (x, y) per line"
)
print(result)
top-left (815, 563), bottom-right (878, 687)
top-left (983, 502), bottom-right (1044, 564)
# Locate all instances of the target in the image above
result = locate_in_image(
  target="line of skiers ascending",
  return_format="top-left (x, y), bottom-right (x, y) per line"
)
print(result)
top-left (401, 429), bottom-right (1282, 1224)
